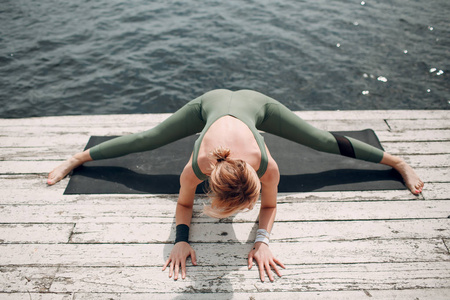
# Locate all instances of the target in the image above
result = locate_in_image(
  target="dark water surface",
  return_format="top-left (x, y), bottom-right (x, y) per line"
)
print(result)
top-left (1, 0), bottom-right (448, 118)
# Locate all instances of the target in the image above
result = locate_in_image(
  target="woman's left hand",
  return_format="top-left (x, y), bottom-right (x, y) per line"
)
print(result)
top-left (248, 242), bottom-right (286, 282)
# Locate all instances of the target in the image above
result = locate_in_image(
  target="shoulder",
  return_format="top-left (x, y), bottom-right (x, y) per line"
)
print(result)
top-left (260, 155), bottom-right (280, 187)
top-left (180, 159), bottom-right (204, 187)
top-left (259, 155), bottom-right (279, 207)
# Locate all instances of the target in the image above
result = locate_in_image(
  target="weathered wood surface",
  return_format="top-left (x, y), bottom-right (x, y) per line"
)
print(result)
top-left (0, 110), bottom-right (449, 299)
top-left (2, 263), bottom-right (450, 293)
top-left (1, 219), bottom-right (447, 244)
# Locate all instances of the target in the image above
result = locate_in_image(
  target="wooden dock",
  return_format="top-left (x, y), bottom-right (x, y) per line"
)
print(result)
top-left (0, 110), bottom-right (449, 299)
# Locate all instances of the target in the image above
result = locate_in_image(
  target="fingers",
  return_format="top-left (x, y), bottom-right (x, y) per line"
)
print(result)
top-left (273, 257), bottom-right (286, 270)
top-left (164, 251), bottom-right (197, 280)
top-left (190, 249), bottom-right (197, 266)
top-left (269, 258), bottom-right (285, 279)
top-left (181, 260), bottom-right (187, 280)
top-left (174, 262), bottom-right (180, 280)
top-left (260, 261), bottom-right (284, 282)
top-left (265, 262), bottom-right (274, 282)
top-left (162, 258), bottom-right (171, 271)
top-left (252, 257), bottom-right (285, 282)
top-left (258, 263), bottom-right (265, 282)
top-left (271, 262), bottom-right (281, 278)
top-left (166, 260), bottom-right (184, 280)
top-left (169, 261), bottom-right (174, 278)
top-left (247, 255), bottom-right (253, 269)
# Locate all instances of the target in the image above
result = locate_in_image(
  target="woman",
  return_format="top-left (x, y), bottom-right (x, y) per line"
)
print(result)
top-left (48, 89), bottom-right (424, 282)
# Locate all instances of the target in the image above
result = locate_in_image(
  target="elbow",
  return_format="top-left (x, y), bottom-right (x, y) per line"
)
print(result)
top-left (177, 201), bottom-right (194, 210)
top-left (260, 205), bottom-right (277, 211)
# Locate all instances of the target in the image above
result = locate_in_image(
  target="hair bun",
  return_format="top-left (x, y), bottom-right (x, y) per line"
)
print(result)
top-left (212, 147), bottom-right (231, 163)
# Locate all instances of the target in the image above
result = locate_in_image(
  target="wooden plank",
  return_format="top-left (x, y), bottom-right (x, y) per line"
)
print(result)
top-left (0, 147), bottom-right (76, 161)
top-left (378, 129), bottom-right (450, 142)
top-left (295, 110), bottom-right (448, 120)
top-left (0, 190), bottom-right (184, 206)
top-left (1, 110), bottom-right (447, 126)
top-left (0, 266), bottom-right (59, 293)
top-left (277, 189), bottom-right (421, 202)
top-left (0, 294), bottom-right (72, 300)
top-left (1, 178), bottom-right (447, 206)
top-left (382, 141), bottom-right (450, 155)
top-left (413, 167), bottom-right (449, 183)
top-left (2, 263), bottom-right (449, 294)
top-left (0, 161), bottom-right (60, 174)
top-left (70, 219), bottom-right (450, 244)
top-left (70, 289), bottom-right (450, 300)
top-left (403, 154), bottom-right (450, 168)
top-left (0, 175), bottom-right (53, 190)
top-left (0, 224), bottom-right (74, 244)
top-left (0, 135), bottom-right (88, 148)
top-left (0, 187), bottom-right (420, 206)
top-left (422, 183), bottom-right (450, 200)
top-left (52, 263), bottom-right (450, 293)
top-left (0, 125), bottom-right (158, 137)
top-left (44, 263), bottom-right (450, 293)
top-left (1, 290), bottom-right (449, 300)
top-left (2, 289), bottom-right (450, 300)
top-left (0, 200), bottom-right (449, 223)
top-left (0, 240), bottom-right (448, 267)
top-left (387, 119), bottom-right (450, 131)
top-left (0, 114), bottom-right (171, 127)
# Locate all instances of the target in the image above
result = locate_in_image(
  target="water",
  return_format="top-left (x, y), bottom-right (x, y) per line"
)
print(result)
top-left (1, 0), bottom-right (448, 118)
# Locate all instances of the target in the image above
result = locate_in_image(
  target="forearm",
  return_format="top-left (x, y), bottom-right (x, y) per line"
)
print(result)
top-left (173, 203), bottom-right (193, 245)
top-left (258, 158), bottom-right (279, 234)
top-left (258, 206), bottom-right (277, 233)
top-left (175, 203), bottom-right (193, 226)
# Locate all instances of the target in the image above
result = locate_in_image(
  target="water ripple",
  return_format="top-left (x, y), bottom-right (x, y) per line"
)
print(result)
top-left (1, 0), bottom-right (449, 118)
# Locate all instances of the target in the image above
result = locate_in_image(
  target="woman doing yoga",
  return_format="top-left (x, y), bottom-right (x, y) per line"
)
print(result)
top-left (48, 89), bottom-right (424, 282)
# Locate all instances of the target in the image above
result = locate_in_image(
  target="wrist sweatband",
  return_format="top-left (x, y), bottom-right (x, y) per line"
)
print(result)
top-left (255, 229), bottom-right (270, 246)
top-left (175, 224), bottom-right (190, 244)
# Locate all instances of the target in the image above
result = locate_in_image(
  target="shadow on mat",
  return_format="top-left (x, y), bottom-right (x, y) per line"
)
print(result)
top-left (279, 168), bottom-right (404, 192)
top-left (64, 165), bottom-right (404, 194)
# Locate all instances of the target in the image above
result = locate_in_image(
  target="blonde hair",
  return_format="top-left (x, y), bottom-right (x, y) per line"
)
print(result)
top-left (203, 147), bottom-right (261, 219)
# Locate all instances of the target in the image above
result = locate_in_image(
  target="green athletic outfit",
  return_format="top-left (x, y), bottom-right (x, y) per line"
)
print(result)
top-left (89, 89), bottom-right (384, 181)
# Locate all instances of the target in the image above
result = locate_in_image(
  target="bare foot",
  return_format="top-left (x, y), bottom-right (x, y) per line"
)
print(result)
top-left (47, 151), bottom-right (92, 185)
top-left (393, 160), bottom-right (424, 195)
top-left (380, 153), bottom-right (424, 195)
top-left (47, 158), bottom-right (80, 185)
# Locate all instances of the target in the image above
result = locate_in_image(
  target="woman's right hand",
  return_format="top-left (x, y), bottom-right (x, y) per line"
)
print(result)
top-left (162, 242), bottom-right (197, 280)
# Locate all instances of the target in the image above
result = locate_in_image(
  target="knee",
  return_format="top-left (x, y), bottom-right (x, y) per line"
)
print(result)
top-left (127, 131), bottom-right (157, 151)
top-left (308, 132), bottom-right (342, 155)
top-left (330, 133), bottom-right (356, 158)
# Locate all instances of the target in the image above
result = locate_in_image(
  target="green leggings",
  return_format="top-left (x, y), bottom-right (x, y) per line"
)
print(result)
top-left (89, 89), bottom-right (384, 180)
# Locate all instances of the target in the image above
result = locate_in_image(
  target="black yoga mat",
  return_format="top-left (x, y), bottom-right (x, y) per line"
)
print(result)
top-left (64, 130), bottom-right (405, 194)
